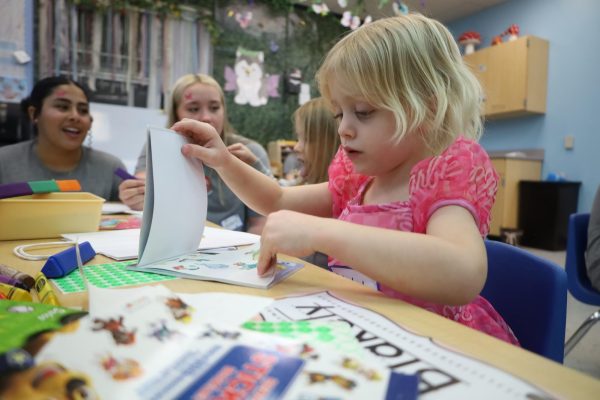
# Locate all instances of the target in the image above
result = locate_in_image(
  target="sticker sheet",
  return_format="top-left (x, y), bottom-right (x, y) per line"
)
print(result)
top-left (260, 291), bottom-right (556, 400)
top-left (1, 286), bottom-right (417, 399)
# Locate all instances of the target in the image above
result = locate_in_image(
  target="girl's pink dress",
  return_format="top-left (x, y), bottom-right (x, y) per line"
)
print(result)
top-left (327, 137), bottom-right (519, 345)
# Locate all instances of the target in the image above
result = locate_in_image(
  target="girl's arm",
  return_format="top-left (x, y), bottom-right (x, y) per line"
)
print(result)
top-left (259, 205), bottom-right (487, 306)
top-left (173, 119), bottom-right (332, 217)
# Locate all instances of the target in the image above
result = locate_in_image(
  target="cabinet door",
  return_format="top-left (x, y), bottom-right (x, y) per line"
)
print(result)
top-left (463, 36), bottom-right (548, 118)
top-left (485, 38), bottom-right (528, 115)
top-left (464, 49), bottom-right (490, 114)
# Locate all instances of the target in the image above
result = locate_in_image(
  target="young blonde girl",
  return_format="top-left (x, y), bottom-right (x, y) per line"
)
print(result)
top-left (173, 14), bottom-right (518, 344)
top-left (291, 97), bottom-right (340, 185)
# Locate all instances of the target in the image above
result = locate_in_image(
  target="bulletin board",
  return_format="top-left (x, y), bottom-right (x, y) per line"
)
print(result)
top-left (212, 3), bottom-right (346, 146)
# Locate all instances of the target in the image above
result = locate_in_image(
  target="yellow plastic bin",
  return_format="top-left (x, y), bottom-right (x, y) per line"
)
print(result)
top-left (0, 192), bottom-right (105, 240)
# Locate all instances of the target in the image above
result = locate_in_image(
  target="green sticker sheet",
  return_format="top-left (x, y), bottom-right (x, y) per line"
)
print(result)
top-left (51, 260), bottom-right (176, 294)
top-left (242, 320), bottom-right (365, 357)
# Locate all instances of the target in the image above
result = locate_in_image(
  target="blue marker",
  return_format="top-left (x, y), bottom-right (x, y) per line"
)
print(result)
top-left (114, 167), bottom-right (138, 181)
top-left (41, 242), bottom-right (96, 278)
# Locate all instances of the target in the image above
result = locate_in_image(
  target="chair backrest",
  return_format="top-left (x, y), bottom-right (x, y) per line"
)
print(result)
top-left (565, 213), bottom-right (600, 304)
top-left (482, 240), bottom-right (567, 363)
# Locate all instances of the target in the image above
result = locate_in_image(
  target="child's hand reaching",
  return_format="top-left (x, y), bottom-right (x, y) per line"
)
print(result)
top-left (227, 143), bottom-right (258, 166)
top-left (172, 118), bottom-right (233, 169)
top-left (257, 210), bottom-right (319, 276)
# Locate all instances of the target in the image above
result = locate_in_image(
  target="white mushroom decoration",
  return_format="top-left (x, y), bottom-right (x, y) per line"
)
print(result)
top-left (458, 31), bottom-right (482, 55)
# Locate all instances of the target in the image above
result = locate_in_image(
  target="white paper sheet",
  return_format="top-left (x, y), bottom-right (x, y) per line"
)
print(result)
top-left (137, 126), bottom-right (208, 266)
top-left (102, 202), bottom-right (143, 215)
top-left (62, 227), bottom-right (261, 260)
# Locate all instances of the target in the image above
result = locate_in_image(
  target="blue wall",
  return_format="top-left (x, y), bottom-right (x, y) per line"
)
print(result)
top-left (448, 0), bottom-right (600, 212)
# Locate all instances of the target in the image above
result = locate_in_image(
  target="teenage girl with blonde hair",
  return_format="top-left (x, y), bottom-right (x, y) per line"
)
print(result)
top-left (172, 14), bottom-right (518, 344)
top-left (119, 73), bottom-right (271, 233)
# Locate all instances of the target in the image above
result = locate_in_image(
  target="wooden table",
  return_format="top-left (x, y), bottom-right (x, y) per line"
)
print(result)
top-left (1, 238), bottom-right (598, 399)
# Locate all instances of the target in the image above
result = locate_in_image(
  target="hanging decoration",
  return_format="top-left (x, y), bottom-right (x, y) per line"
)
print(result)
top-left (392, 1), bottom-right (409, 16)
top-left (285, 68), bottom-right (302, 94)
top-left (311, 3), bottom-right (330, 16)
top-left (235, 11), bottom-right (253, 29)
top-left (340, 11), bottom-right (361, 30)
top-left (224, 47), bottom-right (280, 107)
top-left (299, 83), bottom-right (311, 105)
top-left (269, 39), bottom-right (279, 53)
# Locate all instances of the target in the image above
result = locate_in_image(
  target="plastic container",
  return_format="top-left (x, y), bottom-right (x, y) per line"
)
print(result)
top-left (0, 192), bottom-right (104, 240)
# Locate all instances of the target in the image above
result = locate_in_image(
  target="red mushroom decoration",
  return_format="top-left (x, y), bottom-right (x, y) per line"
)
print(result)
top-left (504, 24), bottom-right (520, 41)
top-left (458, 31), bottom-right (481, 55)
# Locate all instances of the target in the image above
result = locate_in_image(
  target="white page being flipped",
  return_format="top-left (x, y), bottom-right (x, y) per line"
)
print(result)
top-left (137, 126), bottom-right (207, 266)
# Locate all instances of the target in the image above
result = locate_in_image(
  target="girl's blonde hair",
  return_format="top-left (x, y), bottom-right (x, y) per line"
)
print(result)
top-left (293, 97), bottom-right (340, 184)
top-left (168, 73), bottom-right (242, 145)
top-left (317, 13), bottom-right (483, 154)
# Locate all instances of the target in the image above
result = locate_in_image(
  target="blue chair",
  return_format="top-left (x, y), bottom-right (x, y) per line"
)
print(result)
top-left (564, 213), bottom-right (600, 356)
top-left (482, 240), bottom-right (567, 363)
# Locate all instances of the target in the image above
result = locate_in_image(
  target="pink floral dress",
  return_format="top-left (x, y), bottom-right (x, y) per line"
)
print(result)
top-left (327, 137), bottom-right (519, 345)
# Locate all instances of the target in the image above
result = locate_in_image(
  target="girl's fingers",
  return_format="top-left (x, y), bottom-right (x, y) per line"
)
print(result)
top-left (257, 247), bottom-right (277, 276)
top-left (172, 119), bottom-right (215, 142)
top-left (181, 143), bottom-right (210, 160)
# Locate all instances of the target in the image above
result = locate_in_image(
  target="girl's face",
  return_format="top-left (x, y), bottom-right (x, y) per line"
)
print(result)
top-left (176, 83), bottom-right (224, 135)
top-left (293, 117), bottom-right (308, 177)
top-left (33, 84), bottom-right (91, 152)
top-left (329, 80), bottom-right (427, 178)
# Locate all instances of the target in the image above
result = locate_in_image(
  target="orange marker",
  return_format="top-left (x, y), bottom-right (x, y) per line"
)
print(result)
top-left (56, 179), bottom-right (81, 191)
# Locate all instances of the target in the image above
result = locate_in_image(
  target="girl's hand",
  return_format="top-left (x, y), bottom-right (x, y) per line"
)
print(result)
top-left (257, 210), bottom-right (319, 276)
top-left (172, 118), bottom-right (232, 169)
top-left (227, 143), bottom-right (258, 165)
top-left (118, 176), bottom-right (146, 211)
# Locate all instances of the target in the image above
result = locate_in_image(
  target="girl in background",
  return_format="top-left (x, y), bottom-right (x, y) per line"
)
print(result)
top-left (173, 14), bottom-right (518, 344)
top-left (119, 73), bottom-right (271, 233)
top-left (0, 76), bottom-right (125, 200)
top-left (291, 97), bottom-right (340, 185)
top-left (289, 97), bottom-right (340, 267)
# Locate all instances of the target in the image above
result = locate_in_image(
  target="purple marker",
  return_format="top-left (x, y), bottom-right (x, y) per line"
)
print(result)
top-left (0, 264), bottom-right (35, 290)
top-left (0, 182), bottom-right (32, 199)
top-left (0, 274), bottom-right (29, 291)
top-left (114, 168), bottom-right (138, 181)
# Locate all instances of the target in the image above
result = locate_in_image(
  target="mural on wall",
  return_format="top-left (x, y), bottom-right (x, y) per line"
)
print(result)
top-left (214, 3), bottom-right (348, 145)
top-left (224, 47), bottom-right (279, 107)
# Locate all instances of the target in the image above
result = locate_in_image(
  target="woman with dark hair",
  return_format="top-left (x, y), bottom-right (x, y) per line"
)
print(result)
top-left (0, 76), bottom-right (125, 200)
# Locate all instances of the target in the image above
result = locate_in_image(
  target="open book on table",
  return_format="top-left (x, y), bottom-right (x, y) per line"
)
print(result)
top-left (127, 126), bottom-right (302, 289)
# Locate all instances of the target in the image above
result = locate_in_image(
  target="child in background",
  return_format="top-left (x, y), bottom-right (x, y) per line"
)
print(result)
top-left (173, 14), bottom-right (518, 344)
top-left (118, 73), bottom-right (271, 234)
top-left (292, 97), bottom-right (340, 185)
top-left (0, 76), bottom-right (125, 200)
top-left (289, 97), bottom-right (340, 267)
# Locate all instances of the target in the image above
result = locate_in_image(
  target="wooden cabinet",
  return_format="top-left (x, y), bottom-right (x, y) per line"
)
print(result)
top-left (267, 140), bottom-right (297, 178)
top-left (464, 36), bottom-right (549, 118)
top-left (489, 157), bottom-right (542, 236)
